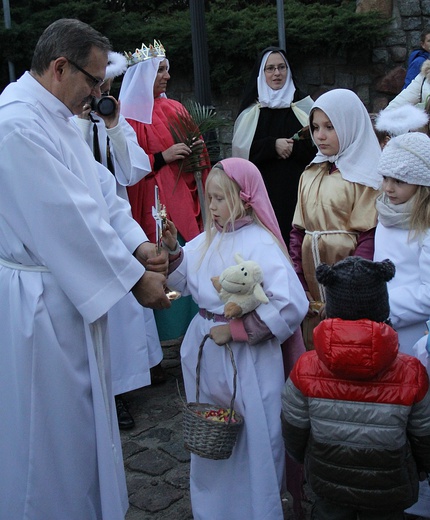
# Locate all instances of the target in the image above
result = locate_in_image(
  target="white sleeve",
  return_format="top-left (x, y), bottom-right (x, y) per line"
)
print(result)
top-left (106, 115), bottom-right (151, 186)
top-left (386, 73), bottom-right (426, 109)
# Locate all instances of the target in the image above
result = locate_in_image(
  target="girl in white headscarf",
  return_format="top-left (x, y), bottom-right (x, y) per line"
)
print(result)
top-left (289, 88), bottom-right (382, 349)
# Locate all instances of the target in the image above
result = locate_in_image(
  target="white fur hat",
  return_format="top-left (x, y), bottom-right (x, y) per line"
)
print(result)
top-left (105, 51), bottom-right (128, 80)
top-left (377, 132), bottom-right (430, 186)
top-left (375, 105), bottom-right (429, 136)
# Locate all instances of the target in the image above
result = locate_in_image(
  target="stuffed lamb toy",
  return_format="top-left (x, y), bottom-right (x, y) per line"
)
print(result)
top-left (211, 253), bottom-right (269, 319)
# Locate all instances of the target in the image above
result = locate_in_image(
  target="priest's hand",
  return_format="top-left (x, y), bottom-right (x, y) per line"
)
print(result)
top-left (134, 242), bottom-right (168, 276)
top-left (132, 271), bottom-right (171, 310)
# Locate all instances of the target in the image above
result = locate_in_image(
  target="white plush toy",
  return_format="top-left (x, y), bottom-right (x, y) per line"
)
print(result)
top-left (211, 253), bottom-right (269, 319)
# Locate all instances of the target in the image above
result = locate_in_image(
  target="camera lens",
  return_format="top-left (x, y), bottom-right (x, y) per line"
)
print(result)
top-left (90, 97), bottom-right (116, 116)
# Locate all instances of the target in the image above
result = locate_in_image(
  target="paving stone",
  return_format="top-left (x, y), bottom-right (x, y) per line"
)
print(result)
top-left (129, 481), bottom-right (183, 512)
top-left (127, 449), bottom-right (174, 476)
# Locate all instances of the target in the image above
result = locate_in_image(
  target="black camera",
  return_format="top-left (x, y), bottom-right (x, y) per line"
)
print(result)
top-left (90, 96), bottom-right (116, 116)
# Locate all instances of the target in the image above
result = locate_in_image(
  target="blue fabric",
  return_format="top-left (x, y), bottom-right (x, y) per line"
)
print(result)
top-left (403, 49), bottom-right (430, 89)
top-left (426, 320), bottom-right (430, 356)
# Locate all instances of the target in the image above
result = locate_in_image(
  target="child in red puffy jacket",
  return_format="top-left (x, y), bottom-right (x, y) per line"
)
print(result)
top-left (281, 256), bottom-right (430, 520)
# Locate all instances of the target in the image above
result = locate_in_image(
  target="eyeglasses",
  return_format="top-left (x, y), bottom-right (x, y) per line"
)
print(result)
top-left (264, 64), bottom-right (287, 74)
top-left (67, 59), bottom-right (104, 90)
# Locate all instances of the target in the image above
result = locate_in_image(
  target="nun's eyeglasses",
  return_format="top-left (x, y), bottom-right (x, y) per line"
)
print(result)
top-left (264, 64), bottom-right (287, 74)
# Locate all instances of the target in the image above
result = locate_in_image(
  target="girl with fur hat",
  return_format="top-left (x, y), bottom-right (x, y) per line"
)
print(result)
top-left (281, 256), bottom-right (430, 520)
top-left (162, 157), bottom-right (308, 520)
top-left (373, 131), bottom-right (430, 357)
top-left (289, 88), bottom-right (381, 350)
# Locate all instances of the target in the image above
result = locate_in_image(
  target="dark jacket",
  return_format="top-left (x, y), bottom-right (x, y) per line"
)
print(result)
top-left (281, 318), bottom-right (430, 511)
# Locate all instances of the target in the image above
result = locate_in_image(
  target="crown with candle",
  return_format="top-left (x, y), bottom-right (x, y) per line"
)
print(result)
top-left (124, 40), bottom-right (166, 67)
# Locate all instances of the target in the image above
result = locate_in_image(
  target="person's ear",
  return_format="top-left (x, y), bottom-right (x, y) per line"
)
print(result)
top-left (53, 57), bottom-right (68, 81)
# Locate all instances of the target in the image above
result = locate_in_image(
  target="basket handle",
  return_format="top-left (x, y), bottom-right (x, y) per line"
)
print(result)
top-left (195, 334), bottom-right (238, 425)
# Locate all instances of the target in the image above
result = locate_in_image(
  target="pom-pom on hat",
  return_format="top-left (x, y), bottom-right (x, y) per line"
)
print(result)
top-left (105, 51), bottom-right (128, 80)
top-left (375, 105), bottom-right (429, 136)
top-left (316, 257), bottom-right (395, 322)
top-left (377, 132), bottom-right (430, 186)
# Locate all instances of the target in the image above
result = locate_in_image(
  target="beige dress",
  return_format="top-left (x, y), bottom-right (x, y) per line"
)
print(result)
top-left (293, 161), bottom-right (379, 347)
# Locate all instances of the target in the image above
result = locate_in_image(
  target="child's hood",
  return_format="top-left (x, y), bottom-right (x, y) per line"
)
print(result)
top-left (313, 318), bottom-right (398, 380)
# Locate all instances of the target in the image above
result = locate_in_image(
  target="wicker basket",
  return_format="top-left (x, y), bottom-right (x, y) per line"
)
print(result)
top-left (181, 334), bottom-right (244, 460)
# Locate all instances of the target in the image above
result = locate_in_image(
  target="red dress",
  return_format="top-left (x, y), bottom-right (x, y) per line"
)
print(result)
top-left (127, 97), bottom-right (209, 242)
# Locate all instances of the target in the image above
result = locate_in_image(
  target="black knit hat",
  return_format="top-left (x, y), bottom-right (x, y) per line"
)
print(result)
top-left (315, 257), bottom-right (396, 322)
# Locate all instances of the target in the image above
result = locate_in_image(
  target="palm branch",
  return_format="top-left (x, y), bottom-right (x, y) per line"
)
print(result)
top-left (169, 100), bottom-right (230, 174)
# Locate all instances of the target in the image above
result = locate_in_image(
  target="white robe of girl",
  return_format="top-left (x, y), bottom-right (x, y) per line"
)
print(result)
top-left (374, 223), bottom-right (430, 355)
top-left (168, 223), bottom-right (308, 520)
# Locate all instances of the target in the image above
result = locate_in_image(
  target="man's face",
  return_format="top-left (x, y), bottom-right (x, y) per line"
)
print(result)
top-left (61, 47), bottom-right (107, 115)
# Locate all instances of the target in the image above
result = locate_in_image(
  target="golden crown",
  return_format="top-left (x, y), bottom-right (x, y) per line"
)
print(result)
top-left (124, 40), bottom-right (166, 67)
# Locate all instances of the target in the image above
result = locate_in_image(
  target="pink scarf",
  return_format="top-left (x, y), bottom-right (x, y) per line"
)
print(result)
top-left (219, 158), bottom-right (287, 250)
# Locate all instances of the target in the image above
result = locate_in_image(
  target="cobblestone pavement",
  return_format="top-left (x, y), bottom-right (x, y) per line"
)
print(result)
top-left (120, 339), bottom-right (313, 520)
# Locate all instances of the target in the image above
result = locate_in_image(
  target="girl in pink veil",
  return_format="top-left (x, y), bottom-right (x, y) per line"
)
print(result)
top-left (163, 157), bottom-right (308, 520)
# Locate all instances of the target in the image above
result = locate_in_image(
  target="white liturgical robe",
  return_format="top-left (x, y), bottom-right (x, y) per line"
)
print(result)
top-left (73, 115), bottom-right (162, 394)
top-left (0, 72), bottom-right (147, 519)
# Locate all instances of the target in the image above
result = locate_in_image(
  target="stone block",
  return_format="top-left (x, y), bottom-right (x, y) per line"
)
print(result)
top-left (373, 48), bottom-right (390, 63)
top-left (375, 65), bottom-right (405, 94)
top-left (385, 30), bottom-right (407, 46)
top-left (398, 0), bottom-right (421, 17)
top-left (403, 17), bottom-right (424, 30)
top-left (356, 0), bottom-right (393, 17)
top-left (390, 45), bottom-right (408, 62)
top-left (322, 65), bottom-right (336, 85)
top-left (335, 72), bottom-right (355, 89)
top-left (356, 85), bottom-right (370, 104)
top-left (130, 481), bottom-right (183, 512)
top-left (127, 448), bottom-right (174, 476)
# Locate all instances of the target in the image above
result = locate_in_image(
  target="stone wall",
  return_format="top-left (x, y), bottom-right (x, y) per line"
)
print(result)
top-left (169, 0), bottom-right (430, 159)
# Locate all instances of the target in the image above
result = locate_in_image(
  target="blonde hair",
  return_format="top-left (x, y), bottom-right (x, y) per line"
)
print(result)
top-left (410, 185), bottom-right (430, 236)
top-left (199, 165), bottom-right (288, 262)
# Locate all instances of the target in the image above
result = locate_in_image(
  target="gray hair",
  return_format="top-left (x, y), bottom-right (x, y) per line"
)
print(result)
top-left (31, 18), bottom-right (111, 74)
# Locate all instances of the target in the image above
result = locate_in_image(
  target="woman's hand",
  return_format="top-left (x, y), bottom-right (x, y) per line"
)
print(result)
top-left (275, 138), bottom-right (294, 159)
top-left (162, 143), bottom-right (192, 164)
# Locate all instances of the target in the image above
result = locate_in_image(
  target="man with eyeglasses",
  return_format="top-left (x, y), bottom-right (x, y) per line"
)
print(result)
top-left (0, 18), bottom-right (170, 520)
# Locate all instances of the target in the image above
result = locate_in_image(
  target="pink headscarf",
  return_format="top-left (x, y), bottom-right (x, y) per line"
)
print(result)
top-left (219, 158), bottom-right (287, 250)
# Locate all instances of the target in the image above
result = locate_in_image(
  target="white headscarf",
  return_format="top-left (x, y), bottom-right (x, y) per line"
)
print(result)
top-left (311, 89), bottom-right (381, 189)
top-left (257, 51), bottom-right (296, 108)
top-left (119, 57), bottom-right (169, 124)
